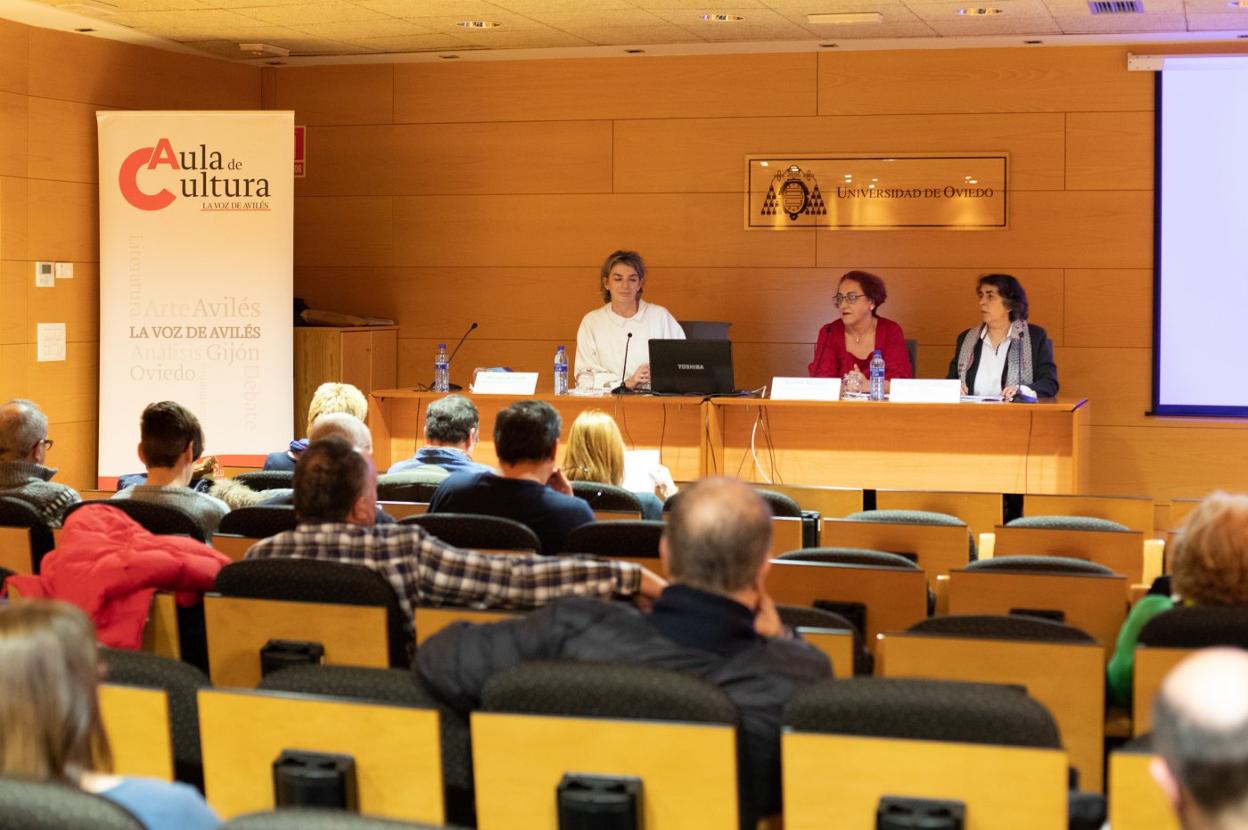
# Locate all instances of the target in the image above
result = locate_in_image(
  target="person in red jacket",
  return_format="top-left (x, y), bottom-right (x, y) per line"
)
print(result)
top-left (807, 270), bottom-right (913, 392)
top-left (4, 505), bottom-right (229, 649)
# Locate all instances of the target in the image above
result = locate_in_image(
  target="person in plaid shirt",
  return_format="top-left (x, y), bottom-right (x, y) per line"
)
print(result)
top-left (247, 437), bottom-right (664, 618)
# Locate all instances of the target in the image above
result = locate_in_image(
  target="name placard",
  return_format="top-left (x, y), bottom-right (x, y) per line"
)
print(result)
top-left (771, 377), bottom-right (842, 401)
top-left (471, 372), bottom-right (539, 395)
top-left (746, 153), bottom-right (1007, 230)
top-left (889, 378), bottom-right (962, 404)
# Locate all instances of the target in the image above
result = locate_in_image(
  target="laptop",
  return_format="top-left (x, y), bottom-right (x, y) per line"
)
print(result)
top-left (648, 339), bottom-right (735, 395)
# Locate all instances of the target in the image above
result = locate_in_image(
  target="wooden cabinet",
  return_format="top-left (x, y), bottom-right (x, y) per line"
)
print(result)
top-left (294, 326), bottom-right (398, 436)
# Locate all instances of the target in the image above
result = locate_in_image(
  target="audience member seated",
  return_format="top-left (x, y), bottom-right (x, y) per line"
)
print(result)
top-left (418, 477), bottom-right (831, 828)
top-left (258, 412), bottom-right (395, 524)
top-left (429, 400), bottom-right (595, 554)
top-left (112, 402), bottom-right (230, 535)
top-left (387, 393), bottom-right (491, 476)
top-left (5, 507), bottom-right (228, 649)
top-left (246, 437), bottom-right (663, 620)
top-left (1108, 492), bottom-right (1248, 706)
top-left (0, 398), bottom-right (81, 526)
top-left (263, 381), bottom-right (367, 471)
top-left (1151, 648), bottom-right (1248, 830)
top-left (562, 409), bottom-right (670, 520)
top-left (0, 600), bottom-right (220, 829)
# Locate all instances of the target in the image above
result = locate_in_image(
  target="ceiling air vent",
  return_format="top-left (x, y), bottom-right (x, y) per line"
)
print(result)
top-left (1088, 0), bottom-right (1144, 13)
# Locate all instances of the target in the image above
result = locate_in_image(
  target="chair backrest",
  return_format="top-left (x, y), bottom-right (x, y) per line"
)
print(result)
top-left (755, 489), bottom-right (803, 519)
top-left (211, 559), bottom-right (411, 681)
top-left (569, 480), bottom-right (643, 512)
top-left (376, 472), bottom-right (446, 504)
top-left (63, 500), bottom-right (206, 542)
top-left (0, 495), bottom-right (55, 573)
top-left (1007, 514), bottom-right (1131, 532)
top-left (1022, 493), bottom-right (1155, 534)
top-left (904, 338), bottom-right (917, 374)
top-left (967, 554), bottom-right (1116, 576)
top-left (400, 513), bottom-right (541, 553)
top-left (198, 687), bottom-right (444, 824)
top-left (874, 489), bottom-right (1004, 541)
top-left (474, 661), bottom-right (739, 829)
top-left (217, 506), bottom-right (297, 539)
top-left (222, 810), bottom-right (445, 829)
top-left (879, 628), bottom-right (1105, 790)
top-left (0, 778), bottom-right (147, 830)
top-left (98, 684), bottom-right (174, 781)
top-left (946, 567), bottom-right (1128, 654)
top-left (991, 524), bottom-right (1146, 586)
top-left (560, 519), bottom-right (664, 558)
top-left (1108, 744), bottom-right (1182, 830)
top-left (778, 547), bottom-right (920, 570)
top-left (234, 471), bottom-right (295, 492)
top-left (778, 603), bottom-right (860, 676)
top-left (748, 483), bottom-right (863, 519)
top-left (822, 516), bottom-right (973, 585)
top-left (677, 320), bottom-right (731, 340)
top-left (100, 646), bottom-right (210, 784)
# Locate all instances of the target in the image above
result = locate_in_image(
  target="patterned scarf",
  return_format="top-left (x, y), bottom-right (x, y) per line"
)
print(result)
top-left (956, 320), bottom-right (1034, 390)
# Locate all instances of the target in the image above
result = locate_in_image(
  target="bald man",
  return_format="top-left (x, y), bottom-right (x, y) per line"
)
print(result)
top-left (417, 477), bottom-right (832, 829)
top-left (0, 399), bottom-right (80, 526)
top-left (1152, 648), bottom-right (1248, 830)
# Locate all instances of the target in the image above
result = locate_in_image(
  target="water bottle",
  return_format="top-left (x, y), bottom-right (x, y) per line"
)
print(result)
top-left (869, 349), bottom-right (886, 401)
top-left (433, 343), bottom-right (449, 392)
top-left (553, 345), bottom-right (569, 395)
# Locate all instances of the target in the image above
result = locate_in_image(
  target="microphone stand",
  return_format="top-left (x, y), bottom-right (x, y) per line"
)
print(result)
top-left (610, 332), bottom-right (635, 395)
top-left (445, 322), bottom-right (478, 392)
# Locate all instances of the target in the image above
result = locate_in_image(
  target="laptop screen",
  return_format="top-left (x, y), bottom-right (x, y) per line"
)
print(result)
top-left (648, 339), bottom-right (734, 395)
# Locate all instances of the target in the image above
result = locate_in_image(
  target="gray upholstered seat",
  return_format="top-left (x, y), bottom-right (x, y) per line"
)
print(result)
top-left (1006, 515), bottom-right (1130, 532)
top-left (0, 778), bottom-right (146, 830)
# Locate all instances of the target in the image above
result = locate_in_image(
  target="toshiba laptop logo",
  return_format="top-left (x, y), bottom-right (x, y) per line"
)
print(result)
top-left (677, 363), bottom-right (705, 371)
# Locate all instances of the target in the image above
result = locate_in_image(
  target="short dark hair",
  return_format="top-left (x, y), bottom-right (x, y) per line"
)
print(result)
top-left (599, 250), bottom-right (646, 303)
top-left (666, 478), bottom-right (773, 594)
top-left (840, 270), bottom-right (887, 316)
top-left (1154, 685), bottom-right (1248, 815)
top-left (294, 437), bottom-right (368, 523)
top-left (425, 395), bottom-right (479, 445)
top-left (494, 400), bottom-right (561, 465)
top-left (978, 273), bottom-right (1029, 321)
top-left (139, 401), bottom-right (204, 468)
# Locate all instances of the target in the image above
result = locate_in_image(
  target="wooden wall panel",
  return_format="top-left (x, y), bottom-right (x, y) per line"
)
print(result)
top-left (813, 191), bottom-right (1151, 270)
top-left (271, 64), bottom-right (393, 126)
top-left (1090, 426), bottom-right (1248, 501)
top-left (0, 260), bottom-right (26, 345)
top-left (0, 175), bottom-right (28, 260)
top-left (1064, 269), bottom-right (1152, 348)
top-left (294, 196), bottom-right (393, 267)
top-left (28, 179), bottom-right (97, 263)
top-left (817, 46), bottom-right (1154, 115)
top-left (0, 19), bottom-right (28, 96)
top-left (0, 91), bottom-right (26, 178)
top-left (1066, 112), bottom-right (1153, 191)
top-left (614, 113), bottom-right (1067, 194)
top-left (27, 97), bottom-right (100, 184)
top-left (296, 121), bottom-right (613, 197)
top-left (0, 342), bottom-right (99, 423)
top-left (26, 262), bottom-right (100, 344)
top-left (26, 28), bottom-right (259, 110)
top-left (40, 419), bottom-right (99, 494)
top-left (393, 54), bottom-right (818, 124)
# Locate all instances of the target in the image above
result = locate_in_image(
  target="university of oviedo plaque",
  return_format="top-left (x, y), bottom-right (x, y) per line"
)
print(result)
top-left (746, 154), bottom-right (1008, 230)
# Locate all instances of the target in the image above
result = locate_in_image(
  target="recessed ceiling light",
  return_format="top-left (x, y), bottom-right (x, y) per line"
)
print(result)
top-left (74, 27), bottom-right (95, 32)
top-left (957, 7), bottom-right (1003, 13)
top-left (1024, 38), bottom-right (1043, 43)
top-left (625, 48), bottom-right (645, 53)
top-left (458, 20), bottom-right (501, 28)
top-left (820, 42), bottom-right (840, 47)
top-left (700, 13), bottom-right (744, 22)
top-left (266, 60), bottom-right (286, 65)
top-left (440, 54), bottom-right (460, 59)
top-left (808, 12), bottom-right (884, 24)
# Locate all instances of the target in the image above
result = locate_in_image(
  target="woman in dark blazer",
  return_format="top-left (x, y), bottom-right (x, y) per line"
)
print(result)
top-left (946, 273), bottom-right (1058, 401)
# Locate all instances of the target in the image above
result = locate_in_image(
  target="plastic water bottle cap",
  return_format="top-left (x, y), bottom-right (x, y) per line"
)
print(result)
top-left (438, 343), bottom-right (446, 349)
top-left (557, 345), bottom-right (565, 352)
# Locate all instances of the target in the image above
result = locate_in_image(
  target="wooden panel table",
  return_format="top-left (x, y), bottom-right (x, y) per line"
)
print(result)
top-left (705, 397), bottom-right (1090, 494)
top-left (368, 390), bottom-right (706, 481)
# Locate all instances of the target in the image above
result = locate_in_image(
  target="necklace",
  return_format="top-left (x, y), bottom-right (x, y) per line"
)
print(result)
top-left (847, 321), bottom-right (876, 345)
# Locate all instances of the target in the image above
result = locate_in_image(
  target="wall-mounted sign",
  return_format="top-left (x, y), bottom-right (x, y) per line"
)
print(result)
top-left (746, 154), bottom-right (1007, 230)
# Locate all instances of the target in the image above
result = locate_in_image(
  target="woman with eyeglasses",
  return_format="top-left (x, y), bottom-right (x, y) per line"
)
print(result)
top-left (808, 270), bottom-right (913, 391)
top-left (946, 273), bottom-right (1058, 402)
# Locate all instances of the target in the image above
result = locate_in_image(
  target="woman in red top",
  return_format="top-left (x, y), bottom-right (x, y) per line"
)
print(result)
top-left (808, 270), bottom-right (913, 391)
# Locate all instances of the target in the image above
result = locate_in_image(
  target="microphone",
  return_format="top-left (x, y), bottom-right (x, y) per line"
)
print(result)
top-left (611, 332), bottom-right (635, 395)
top-left (445, 322), bottom-right (478, 392)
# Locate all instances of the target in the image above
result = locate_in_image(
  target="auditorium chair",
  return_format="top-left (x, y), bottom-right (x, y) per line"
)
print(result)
top-left (101, 646), bottom-right (211, 787)
top-left (1132, 606), bottom-right (1248, 736)
top-left (376, 472), bottom-right (445, 504)
top-left (882, 615), bottom-right (1105, 789)
top-left (992, 520), bottom-right (1148, 587)
top-left (782, 677), bottom-right (1074, 829)
top-left (63, 499), bottom-right (207, 542)
top-left (560, 518), bottom-right (664, 565)
top-left (747, 482), bottom-right (864, 520)
top-left (1108, 736), bottom-right (1181, 830)
top-left (0, 778), bottom-right (146, 830)
top-left (569, 480), bottom-right (643, 513)
top-left (874, 489), bottom-right (1004, 541)
top-left (222, 811), bottom-right (450, 829)
top-left (777, 603), bottom-right (863, 675)
top-left (259, 664), bottom-right (474, 826)
top-left (665, 489), bottom-right (807, 554)
top-left (399, 513), bottom-right (541, 554)
top-left (218, 505), bottom-right (297, 538)
top-left (473, 661), bottom-right (740, 829)
top-left (846, 507), bottom-right (977, 560)
top-left (234, 470), bottom-right (295, 492)
top-left (0, 495), bottom-right (55, 573)
top-left (1021, 493), bottom-right (1155, 535)
top-left (206, 559), bottom-right (411, 687)
top-left (198, 684), bottom-right (444, 823)
top-left (98, 683), bottom-right (175, 781)
top-left (414, 607), bottom-right (521, 646)
top-left (948, 556), bottom-right (1129, 651)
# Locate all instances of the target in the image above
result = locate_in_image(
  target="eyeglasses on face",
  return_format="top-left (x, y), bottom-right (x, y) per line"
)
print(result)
top-left (833, 292), bottom-right (865, 306)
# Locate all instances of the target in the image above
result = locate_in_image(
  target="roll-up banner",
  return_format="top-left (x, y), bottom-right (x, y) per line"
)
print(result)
top-left (97, 111), bottom-right (293, 483)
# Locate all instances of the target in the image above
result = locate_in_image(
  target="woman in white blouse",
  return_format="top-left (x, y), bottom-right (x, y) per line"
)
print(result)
top-left (575, 250), bottom-right (685, 391)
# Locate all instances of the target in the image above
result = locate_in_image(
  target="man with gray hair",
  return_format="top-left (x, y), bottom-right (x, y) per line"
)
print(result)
top-left (417, 477), bottom-right (831, 829)
top-left (0, 399), bottom-right (81, 526)
top-left (388, 394), bottom-right (490, 475)
top-left (1151, 647), bottom-right (1248, 830)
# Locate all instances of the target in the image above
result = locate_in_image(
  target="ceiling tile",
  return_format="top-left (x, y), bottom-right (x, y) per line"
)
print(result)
top-left (638, 0), bottom-right (768, 7)
top-left (927, 14), bottom-right (1061, 31)
top-left (1054, 9), bottom-right (1187, 28)
top-left (236, 2), bottom-right (394, 25)
top-left (557, 23), bottom-right (709, 41)
top-left (295, 18), bottom-right (434, 38)
top-left (343, 31), bottom-right (465, 49)
top-left (513, 8), bottom-right (671, 26)
top-left (820, 19), bottom-right (942, 32)
top-left (1186, 9), bottom-right (1248, 25)
top-left (114, 0), bottom-right (215, 11)
top-left (648, 5), bottom-right (816, 37)
top-left (905, 0), bottom-right (1056, 19)
top-left (264, 33), bottom-right (379, 52)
